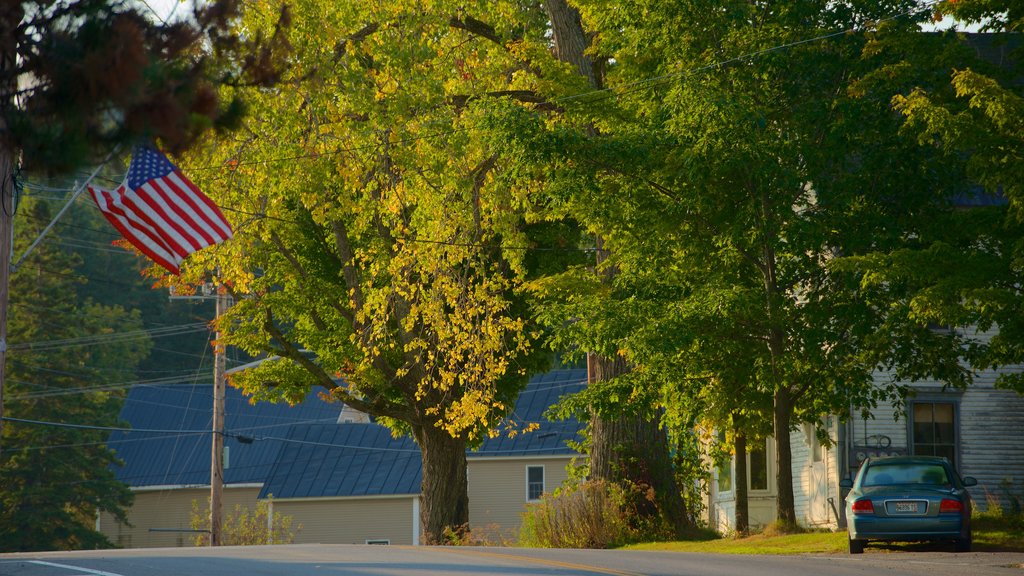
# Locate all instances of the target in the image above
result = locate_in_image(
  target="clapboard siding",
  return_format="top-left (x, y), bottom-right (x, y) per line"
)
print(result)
top-left (467, 456), bottom-right (574, 543)
top-left (708, 326), bottom-right (1024, 530)
top-left (98, 486), bottom-right (261, 548)
top-left (957, 371), bottom-right (1024, 511)
top-left (274, 496), bottom-right (416, 545)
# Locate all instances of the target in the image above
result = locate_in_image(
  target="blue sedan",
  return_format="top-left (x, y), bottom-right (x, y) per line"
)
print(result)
top-left (840, 455), bottom-right (977, 554)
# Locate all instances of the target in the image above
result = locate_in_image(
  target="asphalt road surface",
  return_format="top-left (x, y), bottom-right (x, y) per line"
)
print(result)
top-left (1, 545), bottom-right (1023, 576)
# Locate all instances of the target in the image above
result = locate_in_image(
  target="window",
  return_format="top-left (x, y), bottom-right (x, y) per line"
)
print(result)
top-left (911, 402), bottom-right (958, 468)
top-left (365, 539), bottom-right (390, 545)
top-left (717, 458), bottom-right (733, 493)
top-left (748, 440), bottom-right (769, 491)
top-left (527, 465), bottom-right (545, 501)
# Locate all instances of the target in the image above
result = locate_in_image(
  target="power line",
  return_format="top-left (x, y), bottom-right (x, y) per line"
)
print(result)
top-left (10, 322), bottom-right (209, 352)
top-left (1, 416), bottom-right (210, 435)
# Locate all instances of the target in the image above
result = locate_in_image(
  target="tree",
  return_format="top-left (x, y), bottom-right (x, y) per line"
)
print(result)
top-left (179, 0), bottom-right (569, 542)
top-left (491, 0), bottom-right (987, 526)
top-left (0, 198), bottom-right (149, 551)
top-left (875, 0), bottom-right (1024, 393)
top-left (538, 0), bottom-right (692, 537)
top-left (0, 0), bottom-right (290, 461)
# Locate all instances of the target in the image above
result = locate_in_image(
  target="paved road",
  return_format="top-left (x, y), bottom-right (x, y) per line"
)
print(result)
top-left (1, 544), bottom-right (1022, 576)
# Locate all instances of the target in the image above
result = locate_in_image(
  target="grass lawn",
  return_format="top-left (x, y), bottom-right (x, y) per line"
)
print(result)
top-left (620, 515), bottom-right (1024, 555)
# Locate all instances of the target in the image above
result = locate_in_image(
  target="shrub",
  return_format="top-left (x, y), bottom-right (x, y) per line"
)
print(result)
top-left (190, 497), bottom-right (301, 546)
top-left (519, 479), bottom-right (641, 548)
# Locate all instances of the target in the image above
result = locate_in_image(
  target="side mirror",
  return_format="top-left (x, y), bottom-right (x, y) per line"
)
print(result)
top-left (962, 476), bottom-right (978, 487)
top-left (839, 478), bottom-right (854, 489)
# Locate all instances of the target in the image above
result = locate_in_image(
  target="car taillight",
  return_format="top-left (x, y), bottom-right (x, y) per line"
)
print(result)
top-left (940, 499), bottom-right (963, 513)
top-left (852, 499), bottom-right (874, 514)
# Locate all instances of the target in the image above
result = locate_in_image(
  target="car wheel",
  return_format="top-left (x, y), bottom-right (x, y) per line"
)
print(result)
top-left (954, 535), bottom-right (972, 553)
top-left (849, 537), bottom-right (865, 554)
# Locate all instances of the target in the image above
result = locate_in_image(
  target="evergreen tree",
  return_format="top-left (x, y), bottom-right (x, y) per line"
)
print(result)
top-left (0, 198), bottom-right (148, 551)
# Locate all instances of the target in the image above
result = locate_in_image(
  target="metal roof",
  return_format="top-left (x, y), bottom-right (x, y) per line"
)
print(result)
top-left (257, 423), bottom-right (422, 500)
top-left (108, 384), bottom-right (341, 487)
top-left (474, 368), bottom-right (587, 457)
top-left (109, 369), bottom-right (587, 498)
top-left (259, 369), bottom-right (588, 499)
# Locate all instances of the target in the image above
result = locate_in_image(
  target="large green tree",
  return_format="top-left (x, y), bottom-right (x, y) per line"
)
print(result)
top-left (0, 198), bottom-right (149, 551)
top-left (179, 0), bottom-right (572, 542)
top-left (869, 0), bottom-right (1024, 393)
top-left (492, 0), bottom-right (990, 526)
top-left (539, 0), bottom-right (692, 537)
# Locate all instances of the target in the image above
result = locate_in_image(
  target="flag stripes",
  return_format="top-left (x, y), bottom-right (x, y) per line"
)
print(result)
top-left (88, 146), bottom-right (233, 274)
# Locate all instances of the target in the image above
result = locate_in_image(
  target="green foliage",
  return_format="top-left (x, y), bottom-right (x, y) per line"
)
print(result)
top-left (494, 0), bottom-right (1012, 527)
top-left (189, 497), bottom-right (301, 546)
top-left (518, 479), bottom-right (644, 548)
top-left (174, 0), bottom-right (573, 539)
top-left (0, 198), bottom-right (144, 552)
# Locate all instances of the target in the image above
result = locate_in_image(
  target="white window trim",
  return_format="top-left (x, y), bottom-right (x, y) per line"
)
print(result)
top-left (526, 465), bottom-right (545, 502)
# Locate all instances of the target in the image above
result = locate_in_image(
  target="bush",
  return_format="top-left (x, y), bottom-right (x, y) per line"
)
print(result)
top-left (979, 479), bottom-right (1024, 533)
top-left (190, 497), bottom-right (301, 546)
top-left (519, 479), bottom-right (643, 548)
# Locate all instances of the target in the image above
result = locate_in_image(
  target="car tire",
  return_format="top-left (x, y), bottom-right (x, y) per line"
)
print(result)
top-left (954, 535), bottom-right (972, 553)
top-left (849, 537), bottom-right (865, 554)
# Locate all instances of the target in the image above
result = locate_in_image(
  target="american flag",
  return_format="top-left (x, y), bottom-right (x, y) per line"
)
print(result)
top-left (88, 145), bottom-right (233, 274)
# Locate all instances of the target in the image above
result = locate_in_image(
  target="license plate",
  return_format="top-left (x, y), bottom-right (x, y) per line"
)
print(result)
top-left (894, 502), bottom-right (918, 513)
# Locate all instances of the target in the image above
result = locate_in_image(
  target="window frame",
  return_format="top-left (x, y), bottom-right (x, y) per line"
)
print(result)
top-left (526, 465), bottom-right (545, 502)
top-left (907, 396), bottom-right (962, 471)
top-left (746, 437), bottom-right (772, 494)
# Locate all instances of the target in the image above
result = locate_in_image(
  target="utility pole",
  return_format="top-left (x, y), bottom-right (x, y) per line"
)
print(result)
top-left (0, 3), bottom-right (23, 461)
top-left (210, 283), bottom-right (228, 546)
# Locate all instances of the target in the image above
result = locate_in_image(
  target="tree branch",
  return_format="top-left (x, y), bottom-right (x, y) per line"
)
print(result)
top-left (448, 15), bottom-right (502, 45)
top-left (449, 89), bottom-right (561, 113)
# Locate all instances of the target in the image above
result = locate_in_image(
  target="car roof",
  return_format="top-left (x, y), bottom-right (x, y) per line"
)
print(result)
top-left (865, 455), bottom-right (951, 466)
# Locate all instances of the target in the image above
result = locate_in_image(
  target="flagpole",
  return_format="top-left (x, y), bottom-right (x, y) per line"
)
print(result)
top-left (12, 145), bottom-right (120, 272)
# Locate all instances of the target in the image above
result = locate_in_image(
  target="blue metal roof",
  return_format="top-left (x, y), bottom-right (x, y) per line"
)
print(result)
top-left (475, 368), bottom-right (587, 457)
top-left (108, 384), bottom-right (341, 487)
top-left (258, 369), bottom-right (587, 499)
top-left (257, 424), bottom-right (422, 500)
top-left (110, 369), bottom-right (588, 498)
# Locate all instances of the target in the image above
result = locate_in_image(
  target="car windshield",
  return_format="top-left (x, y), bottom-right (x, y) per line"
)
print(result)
top-left (862, 463), bottom-right (950, 487)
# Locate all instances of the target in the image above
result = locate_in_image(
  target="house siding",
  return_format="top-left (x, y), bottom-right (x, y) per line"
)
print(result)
top-left (955, 370), bottom-right (1024, 511)
top-left (707, 325), bottom-right (1024, 532)
top-left (98, 486), bottom-right (261, 548)
top-left (791, 421), bottom-right (842, 529)
top-left (274, 496), bottom-right (416, 545)
top-left (845, 366), bottom-right (1024, 512)
top-left (467, 456), bottom-right (574, 543)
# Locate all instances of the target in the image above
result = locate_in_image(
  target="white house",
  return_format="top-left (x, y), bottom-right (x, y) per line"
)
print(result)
top-left (708, 340), bottom-right (1024, 533)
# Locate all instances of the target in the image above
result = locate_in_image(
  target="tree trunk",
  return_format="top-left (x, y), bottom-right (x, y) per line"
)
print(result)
top-left (734, 429), bottom-right (749, 534)
top-left (761, 218), bottom-right (797, 527)
top-left (413, 423), bottom-right (469, 544)
top-left (547, 0), bottom-right (690, 537)
top-left (544, 0), bottom-right (598, 87)
top-left (773, 386), bottom-right (797, 526)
